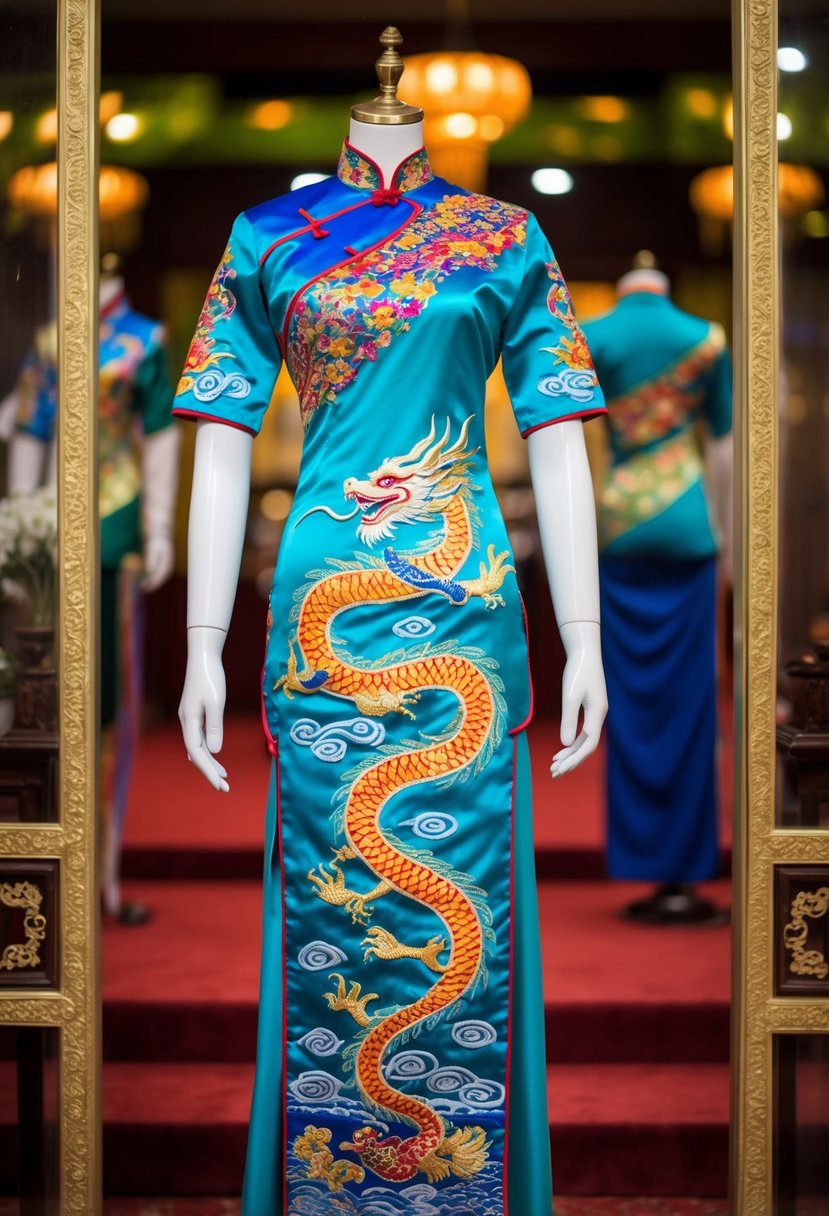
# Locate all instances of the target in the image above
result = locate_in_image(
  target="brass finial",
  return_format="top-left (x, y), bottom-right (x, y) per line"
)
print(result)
top-left (631, 249), bottom-right (659, 271)
top-left (351, 26), bottom-right (423, 126)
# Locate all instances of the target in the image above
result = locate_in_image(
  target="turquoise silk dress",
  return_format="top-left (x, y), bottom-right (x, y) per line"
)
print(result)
top-left (173, 143), bottom-right (605, 1216)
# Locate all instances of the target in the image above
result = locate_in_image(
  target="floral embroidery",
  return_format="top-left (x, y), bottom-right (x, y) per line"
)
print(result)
top-left (599, 431), bottom-right (704, 548)
top-left (176, 241), bottom-right (252, 403)
top-left (536, 261), bottom-right (598, 402)
top-left (288, 194), bottom-right (527, 428)
top-left (607, 326), bottom-right (726, 452)
top-left (336, 143), bottom-right (434, 194)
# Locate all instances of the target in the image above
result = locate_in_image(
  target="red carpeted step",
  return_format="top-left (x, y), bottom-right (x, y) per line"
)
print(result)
top-left (120, 716), bottom-right (733, 881)
top-left (1, 1060), bottom-right (721, 1197)
top-left (102, 879), bottom-right (730, 1065)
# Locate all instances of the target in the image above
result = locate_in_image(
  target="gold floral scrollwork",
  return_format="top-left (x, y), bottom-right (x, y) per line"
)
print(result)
top-left (0, 881), bottom-right (47, 971)
top-left (783, 887), bottom-right (829, 979)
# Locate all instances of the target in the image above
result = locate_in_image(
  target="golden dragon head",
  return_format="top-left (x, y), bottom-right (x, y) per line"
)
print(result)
top-left (343, 415), bottom-right (477, 547)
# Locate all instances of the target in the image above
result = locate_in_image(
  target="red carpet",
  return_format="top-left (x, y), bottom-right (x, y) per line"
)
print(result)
top-left (3, 714), bottom-right (733, 1201)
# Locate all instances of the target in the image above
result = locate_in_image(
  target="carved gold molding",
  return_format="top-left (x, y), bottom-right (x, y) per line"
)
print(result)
top-left (0, 881), bottom-right (47, 971)
top-left (783, 887), bottom-right (829, 979)
top-left (731, 0), bottom-right (778, 1212)
top-left (58, 0), bottom-right (102, 1210)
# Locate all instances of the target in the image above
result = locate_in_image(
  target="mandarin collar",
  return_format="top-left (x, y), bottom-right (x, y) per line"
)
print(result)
top-left (336, 140), bottom-right (434, 194)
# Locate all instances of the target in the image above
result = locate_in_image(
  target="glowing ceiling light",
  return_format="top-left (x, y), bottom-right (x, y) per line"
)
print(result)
top-left (106, 112), bottom-right (141, 142)
top-left (36, 109), bottom-right (57, 144)
top-left (290, 172), bottom-right (329, 191)
top-left (445, 112), bottom-right (477, 139)
top-left (778, 47), bottom-right (807, 72)
top-left (685, 88), bottom-right (717, 119)
top-left (0, 112), bottom-right (13, 142)
top-left (578, 96), bottom-right (628, 124)
top-left (424, 59), bottom-right (458, 95)
top-left (531, 167), bottom-right (574, 196)
top-left (777, 113), bottom-right (793, 140)
top-left (479, 114), bottom-right (505, 142)
top-left (250, 100), bottom-right (293, 131)
top-left (99, 91), bottom-right (124, 125)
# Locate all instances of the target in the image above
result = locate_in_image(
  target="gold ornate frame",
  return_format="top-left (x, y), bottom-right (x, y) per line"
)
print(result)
top-left (0, 0), bottom-right (101, 1210)
top-left (732, 0), bottom-right (829, 1211)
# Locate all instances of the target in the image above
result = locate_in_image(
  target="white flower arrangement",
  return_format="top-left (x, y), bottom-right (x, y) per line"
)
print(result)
top-left (0, 488), bottom-right (57, 626)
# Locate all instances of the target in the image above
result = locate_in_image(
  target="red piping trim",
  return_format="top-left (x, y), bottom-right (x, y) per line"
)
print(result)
top-left (277, 752), bottom-right (289, 1215)
top-left (258, 199), bottom-right (372, 268)
top-left (297, 207), bottom-right (330, 239)
top-left (280, 197), bottom-right (422, 355)
top-left (100, 290), bottom-right (127, 320)
top-left (260, 649), bottom-right (278, 757)
top-left (509, 593), bottom-right (535, 735)
top-left (503, 733), bottom-right (518, 1213)
top-left (342, 138), bottom-right (429, 191)
top-left (521, 406), bottom-right (607, 438)
top-left (172, 407), bottom-right (256, 436)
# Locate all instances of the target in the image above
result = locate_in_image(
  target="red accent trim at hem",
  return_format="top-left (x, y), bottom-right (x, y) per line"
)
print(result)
top-left (521, 406), bottom-right (607, 438)
top-left (508, 594), bottom-right (535, 736)
top-left (502, 733), bottom-right (518, 1214)
top-left (280, 197), bottom-right (422, 357)
top-left (172, 407), bottom-right (256, 436)
top-left (277, 751), bottom-right (289, 1216)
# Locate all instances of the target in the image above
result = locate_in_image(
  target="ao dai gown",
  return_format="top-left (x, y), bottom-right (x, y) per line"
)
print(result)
top-left (174, 142), bottom-right (606, 1216)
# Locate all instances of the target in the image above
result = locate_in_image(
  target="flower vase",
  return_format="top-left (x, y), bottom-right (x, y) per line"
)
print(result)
top-left (14, 624), bottom-right (57, 734)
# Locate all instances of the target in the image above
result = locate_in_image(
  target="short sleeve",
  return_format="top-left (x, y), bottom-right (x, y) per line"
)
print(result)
top-left (135, 326), bottom-right (176, 436)
top-left (703, 324), bottom-right (733, 438)
top-left (173, 211), bottom-right (282, 436)
top-left (501, 212), bottom-right (606, 437)
top-left (14, 340), bottom-right (56, 443)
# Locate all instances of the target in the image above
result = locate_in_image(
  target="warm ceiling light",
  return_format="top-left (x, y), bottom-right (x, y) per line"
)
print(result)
top-left (685, 88), bottom-right (717, 120)
top-left (445, 112), bottom-right (477, 139)
top-left (777, 113), bottom-right (793, 140)
top-left (722, 97), bottom-right (734, 141)
top-left (690, 162), bottom-right (823, 222)
top-left (404, 51), bottom-right (531, 136)
top-left (106, 112), bottom-right (142, 142)
top-left (99, 91), bottom-right (124, 125)
top-left (479, 114), bottom-right (505, 142)
top-left (578, 96), bottom-right (628, 124)
top-left (0, 112), bottom-right (13, 142)
top-left (290, 172), bottom-right (329, 191)
top-left (36, 109), bottom-right (57, 144)
top-left (249, 100), bottom-right (292, 131)
top-left (9, 162), bottom-right (149, 221)
top-left (531, 167), bottom-right (574, 196)
top-left (424, 59), bottom-right (458, 95)
top-left (545, 124), bottom-right (584, 156)
top-left (778, 47), bottom-right (807, 72)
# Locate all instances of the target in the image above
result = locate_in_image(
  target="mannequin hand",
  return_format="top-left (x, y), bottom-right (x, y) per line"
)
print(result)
top-left (142, 534), bottom-right (175, 593)
top-left (179, 625), bottom-right (230, 792)
top-left (551, 620), bottom-right (607, 779)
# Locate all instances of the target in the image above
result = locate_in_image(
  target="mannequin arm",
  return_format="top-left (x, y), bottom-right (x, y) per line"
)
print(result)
top-left (705, 430), bottom-right (733, 583)
top-left (527, 419), bottom-right (608, 777)
top-left (141, 425), bottom-right (181, 592)
top-left (7, 432), bottom-right (48, 494)
top-left (178, 420), bottom-right (253, 791)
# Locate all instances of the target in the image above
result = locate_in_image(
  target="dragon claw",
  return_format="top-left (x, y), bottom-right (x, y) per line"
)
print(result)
top-left (324, 973), bottom-right (379, 1028)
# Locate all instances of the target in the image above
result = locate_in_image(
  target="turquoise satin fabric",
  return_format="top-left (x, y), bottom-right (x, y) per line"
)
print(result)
top-left (243, 737), bottom-right (552, 1216)
top-left (175, 142), bottom-right (595, 1215)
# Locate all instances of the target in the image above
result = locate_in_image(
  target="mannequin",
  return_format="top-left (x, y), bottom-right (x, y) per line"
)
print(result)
top-left (9, 253), bottom-right (180, 923)
top-left (176, 27), bottom-right (607, 1215)
top-left (584, 251), bottom-right (732, 926)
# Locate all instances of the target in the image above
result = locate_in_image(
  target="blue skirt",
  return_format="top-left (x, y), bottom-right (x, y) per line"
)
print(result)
top-left (599, 555), bottom-right (719, 883)
top-left (241, 731), bottom-right (552, 1215)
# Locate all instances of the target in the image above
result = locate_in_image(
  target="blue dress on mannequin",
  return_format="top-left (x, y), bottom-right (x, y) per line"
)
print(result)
top-left (174, 142), bottom-right (605, 1215)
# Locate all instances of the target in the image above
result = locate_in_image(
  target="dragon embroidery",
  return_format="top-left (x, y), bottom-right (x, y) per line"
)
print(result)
top-left (278, 417), bottom-right (514, 1189)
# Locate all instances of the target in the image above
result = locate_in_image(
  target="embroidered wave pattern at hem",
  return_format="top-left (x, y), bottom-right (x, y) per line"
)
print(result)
top-left (537, 260), bottom-right (600, 404)
top-left (287, 194), bottom-right (528, 429)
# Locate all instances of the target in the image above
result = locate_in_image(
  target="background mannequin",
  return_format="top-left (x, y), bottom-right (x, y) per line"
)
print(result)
top-left (584, 251), bottom-right (732, 925)
top-left (8, 253), bottom-right (180, 922)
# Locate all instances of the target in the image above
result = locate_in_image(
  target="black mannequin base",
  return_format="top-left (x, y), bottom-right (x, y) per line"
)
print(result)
top-left (116, 901), bottom-right (153, 927)
top-left (622, 883), bottom-right (730, 927)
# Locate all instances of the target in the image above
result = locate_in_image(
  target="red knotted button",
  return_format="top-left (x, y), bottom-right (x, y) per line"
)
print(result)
top-left (298, 207), bottom-right (330, 239)
top-left (370, 187), bottom-right (402, 207)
